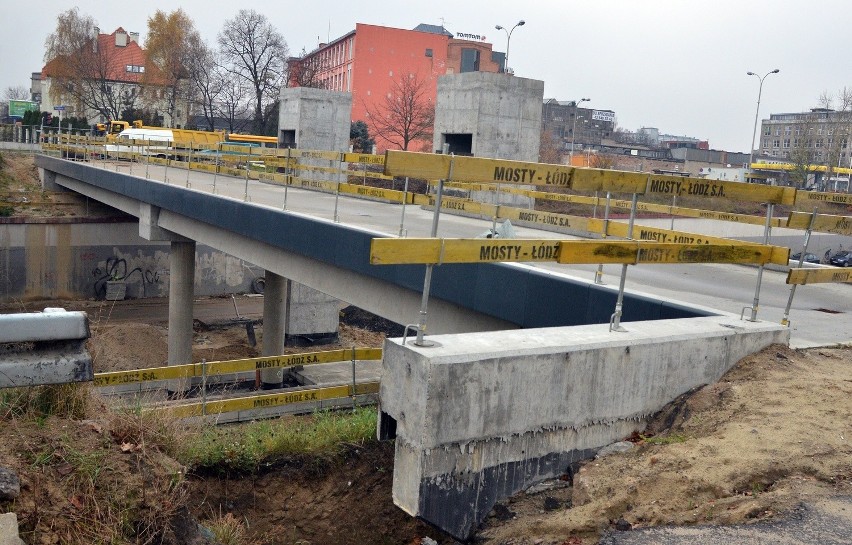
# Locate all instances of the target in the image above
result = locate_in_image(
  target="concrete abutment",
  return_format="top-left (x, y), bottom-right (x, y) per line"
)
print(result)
top-left (379, 316), bottom-right (789, 539)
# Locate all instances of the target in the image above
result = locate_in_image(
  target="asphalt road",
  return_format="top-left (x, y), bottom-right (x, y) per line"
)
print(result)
top-left (101, 159), bottom-right (852, 348)
top-left (600, 496), bottom-right (852, 545)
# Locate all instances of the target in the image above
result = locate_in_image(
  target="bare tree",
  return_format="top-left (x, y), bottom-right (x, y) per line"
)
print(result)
top-left (366, 72), bottom-right (435, 151)
top-left (187, 42), bottom-right (223, 131)
top-left (287, 48), bottom-right (331, 89)
top-left (144, 9), bottom-right (203, 127)
top-left (788, 112), bottom-right (819, 189)
top-left (589, 153), bottom-right (619, 169)
top-left (816, 88), bottom-right (852, 191)
top-left (216, 71), bottom-right (252, 133)
top-left (217, 10), bottom-right (288, 134)
top-left (539, 126), bottom-right (562, 164)
top-left (3, 86), bottom-right (29, 101)
top-left (43, 8), bottom-right (126, 120)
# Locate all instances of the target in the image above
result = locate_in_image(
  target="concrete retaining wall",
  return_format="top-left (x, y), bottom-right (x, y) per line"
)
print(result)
top-left (0, 220), bottom-right (264, 301)
top-left (379, 316), bottom-right (789, 539)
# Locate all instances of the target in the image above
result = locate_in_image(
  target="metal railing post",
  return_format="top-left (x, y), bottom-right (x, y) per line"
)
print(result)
top-left (213, 142), bottom-right (221, 194)
top-left (398, 176), bottom-right (409, 237)
top-left (594, 191), bottom-right (612, 284)
top-left (243, 150), bottom-right (250, 201)
top-left (491, 182), bottom-right (502, 236)
top-left (186, 142), bottom-right (193, 187)
top-left (782, 208), bottom-right (818, 327)
top-left (283, 147), bottom-right (292, 210)
top-left (412, 155), bottom-right (454, 347)
top-left (351, 346), bottom-right (357, 411)
top-left (745, 201), bottom-right (775, 322)
top-left (610, 191), bottom-right (639, 332)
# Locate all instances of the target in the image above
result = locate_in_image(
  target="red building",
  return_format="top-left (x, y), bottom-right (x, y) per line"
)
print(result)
top-left (288, 23), bottom-right (504, 151)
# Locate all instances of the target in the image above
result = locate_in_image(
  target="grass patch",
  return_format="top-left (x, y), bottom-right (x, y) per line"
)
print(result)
top-left (0, 383), bottom-right (89, 420)
top-left (178, 408), bottom-right (378, 474)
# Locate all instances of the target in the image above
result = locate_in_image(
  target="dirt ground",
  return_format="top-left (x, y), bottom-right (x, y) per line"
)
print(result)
top-left (2, 152), bottom-right (852, 543)
top-left (3, 306), bottom-right (850, 544)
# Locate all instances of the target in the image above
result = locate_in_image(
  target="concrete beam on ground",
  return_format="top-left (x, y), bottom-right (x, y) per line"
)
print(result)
top-left (0, 308), bottom-right (93, 387)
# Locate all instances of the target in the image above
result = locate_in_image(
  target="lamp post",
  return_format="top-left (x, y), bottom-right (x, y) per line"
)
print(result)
top-left (495, 20), bottom-right (525, 74)
top-left (747, 69), bottom-right (780, 176)
top-left (570, 98), bottom-right (590, 163)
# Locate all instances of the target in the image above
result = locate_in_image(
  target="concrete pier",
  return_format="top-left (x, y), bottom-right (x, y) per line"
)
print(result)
top-left (379, 315), bottom-right (789, 539)
top-left (261, 272), bottom-right (287, 387)
top-left (167, 240), bottom-right (195, 392)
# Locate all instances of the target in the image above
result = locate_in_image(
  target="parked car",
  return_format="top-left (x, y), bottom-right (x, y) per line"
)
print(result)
top-left (829, 251), bottom-right (852, 267)
top-left (790, 252), bottom-right (821, 264)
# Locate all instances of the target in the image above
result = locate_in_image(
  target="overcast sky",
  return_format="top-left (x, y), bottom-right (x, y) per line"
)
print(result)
top-left (4, 1), bottom-right (849, 152)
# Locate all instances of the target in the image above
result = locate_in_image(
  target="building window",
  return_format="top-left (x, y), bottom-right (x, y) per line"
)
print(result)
top-left (125, 65), bottom-right (145, 73)
top-left (785, 126), bottom-right (791, 136)
top-left (763, 127), bottom-right (771, 136)
top-left (772, 139), bottom-right (780, 148)
top-left (816, 138), bottom-right (823, 148)
top-left (425, 48), bottom-right (433, 57)
top-left (775, 128), bottom-right (781, 136)
top-left (460, 48), bottom-right (481, 73)
top-left (783, 139), bottom-right (790, 148)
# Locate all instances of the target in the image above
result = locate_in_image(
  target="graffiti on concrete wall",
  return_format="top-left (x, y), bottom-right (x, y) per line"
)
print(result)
top-left (91, 256), bottom-right (166, 299)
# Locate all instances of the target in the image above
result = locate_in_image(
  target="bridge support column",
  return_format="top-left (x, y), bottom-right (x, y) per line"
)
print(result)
top-left (167, 240), bottom-right (195, 394)
top-left (283, 281), bottom-right (339, 347)
top-left (260, 272), bottom-right (287, 388)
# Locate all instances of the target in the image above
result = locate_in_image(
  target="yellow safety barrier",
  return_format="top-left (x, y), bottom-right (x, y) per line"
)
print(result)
top-left (787, 268), bottom-right (852, 285)
top-left (385, 150), bottom-right (574, 186)
top-left (787, 211), bottom-right (852, 235)
top-left (794, 190), bottom-right (852, 206)
top-left (498, 206), bottom-right (605, 233)
top-left (411, 193), bottom-right (484, 214)
top-left (557, 241), bottom-right (783, 265)
top-left (291, 149), bottom-right (342, 161)
top-left (753, 162), bottom-right (852, 175)
top-left (93, 348), bottom-right (382, 387)
top-left (156, 382), bottom-right (380, 418)
top-left (343, 152), bottom-right (385, 165)
top-left (370, 238), bottom-right (787, 266)
top-left (384, 151), bottom-right (797, 204)
top-left (338, 184), bottom-right (414, 203)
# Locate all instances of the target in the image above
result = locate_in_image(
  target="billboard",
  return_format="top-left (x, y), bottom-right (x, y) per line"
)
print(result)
top-left (8, 100), bottom-right (39, 117)
top-left (592, 110), bottom-right (615, 123)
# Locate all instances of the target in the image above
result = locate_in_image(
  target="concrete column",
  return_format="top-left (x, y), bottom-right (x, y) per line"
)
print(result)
top-left (260, 272), bottom-right (287, 388)
top-left (167, 240), bottom-right (195, 394)
top-left (284, 281), bottom-right (339, 347)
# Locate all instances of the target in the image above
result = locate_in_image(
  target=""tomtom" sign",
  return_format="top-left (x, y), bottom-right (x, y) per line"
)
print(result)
top-left (456, 32), bottom-right (486, 41)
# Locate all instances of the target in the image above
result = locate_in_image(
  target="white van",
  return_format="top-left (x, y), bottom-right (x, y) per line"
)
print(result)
top-left (104, 127), bottom-right (174, 159)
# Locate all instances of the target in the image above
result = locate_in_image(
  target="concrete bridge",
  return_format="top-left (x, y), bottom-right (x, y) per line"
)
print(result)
top-left (34, 154), bottom-right (791, 539)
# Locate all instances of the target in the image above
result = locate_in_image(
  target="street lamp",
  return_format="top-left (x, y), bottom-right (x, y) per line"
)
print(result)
top-left (570, 98), bottom-right (590, 163)
top-left (746, 69), bottom-right (780, 176)
top-left (495, 20), bottom-right (525, 74)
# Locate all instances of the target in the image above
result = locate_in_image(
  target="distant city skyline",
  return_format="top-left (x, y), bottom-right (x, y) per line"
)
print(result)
top-left (4, 0), bottom-right (851, 152)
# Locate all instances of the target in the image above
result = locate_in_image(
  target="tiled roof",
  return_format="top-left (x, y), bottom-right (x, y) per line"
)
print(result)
top-left (42, 27), bottom-right (166, 86)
